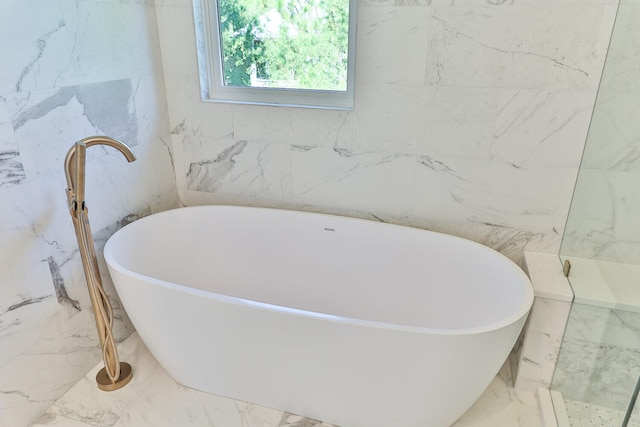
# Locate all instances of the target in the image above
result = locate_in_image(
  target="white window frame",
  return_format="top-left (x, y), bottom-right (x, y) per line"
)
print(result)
top-left (195, 0), bottom-right (357, 110)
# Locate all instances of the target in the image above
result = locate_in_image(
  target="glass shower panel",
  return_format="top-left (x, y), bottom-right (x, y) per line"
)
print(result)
top-left (552, 302), bottom-right (640, 426)
top-left (554, 0), bottom-right (640, 425)
top-left (560, 0), bottom-right (640, 270)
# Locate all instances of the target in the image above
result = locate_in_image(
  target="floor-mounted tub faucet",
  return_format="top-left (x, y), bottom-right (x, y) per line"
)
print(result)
top-left (64, 136), bottom-right (136, 391)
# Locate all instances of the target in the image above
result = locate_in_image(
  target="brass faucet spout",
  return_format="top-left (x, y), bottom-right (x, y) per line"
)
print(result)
top-left (64, 136), bottom-right (136, 204)
top-left (82, 136), bottom-right (137, 163)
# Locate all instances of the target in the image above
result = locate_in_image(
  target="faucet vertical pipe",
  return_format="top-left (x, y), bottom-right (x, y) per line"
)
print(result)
top-left (74, 142), bottom-right (86, 208)
top-left (64, 136), bottom-right (135, 391)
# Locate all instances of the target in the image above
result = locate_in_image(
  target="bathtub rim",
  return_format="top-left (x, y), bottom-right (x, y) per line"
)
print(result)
top-left (104, 205), bottom-right (534, 337)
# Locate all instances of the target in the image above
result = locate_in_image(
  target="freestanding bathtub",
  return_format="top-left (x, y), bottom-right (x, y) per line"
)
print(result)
top-left (104, 205), bottom-right (533, 427)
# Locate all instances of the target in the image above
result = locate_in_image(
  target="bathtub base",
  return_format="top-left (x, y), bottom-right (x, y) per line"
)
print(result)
top-left (112, 267), bottom-right (527, 427)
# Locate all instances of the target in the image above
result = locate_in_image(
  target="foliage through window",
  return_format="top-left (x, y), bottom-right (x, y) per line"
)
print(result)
top-left (198, 0), bottom-right (356, 109)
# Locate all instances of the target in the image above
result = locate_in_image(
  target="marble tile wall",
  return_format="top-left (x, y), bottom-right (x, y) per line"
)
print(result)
top-left (511, 252), bottom-right (573, 393)
top-left (0, 1), bottom-right (177, 426)
top-left (552, 303), bottom-right (640, 411)
top-left (157, 0), bottom-right (619, 265)
top-left (560, 0), bottom-right (640, 264)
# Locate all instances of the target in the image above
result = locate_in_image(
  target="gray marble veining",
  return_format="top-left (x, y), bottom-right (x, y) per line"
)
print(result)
top-left (15, 21), bottom-right (65, 93)
top-left (46, 256), bottom-right (80, 311)
top-left (0, 147), bottom-right (26, 188)
top-left (11, 80), bottom-right (138, 146)
top-left (0, 99), bottom-right (26, 188)
top-left (187, 140), bottom-right (248, 191)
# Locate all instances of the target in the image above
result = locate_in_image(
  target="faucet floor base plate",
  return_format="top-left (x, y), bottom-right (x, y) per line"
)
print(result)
top-left (96, 362), bottom-right (133, 392)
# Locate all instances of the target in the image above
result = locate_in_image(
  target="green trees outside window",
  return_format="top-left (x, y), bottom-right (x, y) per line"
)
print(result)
top-left (218, 0), bottom-right (349, 92)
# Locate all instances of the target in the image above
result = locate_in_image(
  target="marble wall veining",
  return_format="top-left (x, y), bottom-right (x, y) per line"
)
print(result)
top-left (157, 0), bottom-right (618, 265)
top-left (0, 1), bottom-right (177, 426)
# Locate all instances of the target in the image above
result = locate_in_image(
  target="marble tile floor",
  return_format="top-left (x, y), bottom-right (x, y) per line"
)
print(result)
top-left (562, 399), bottom-right (640, 427)
top-left (30, 333), bottom-right (542, 427)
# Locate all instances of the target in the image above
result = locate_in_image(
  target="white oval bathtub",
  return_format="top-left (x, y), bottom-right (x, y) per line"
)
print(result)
top-left (104, 205), bottom-right (533, 427)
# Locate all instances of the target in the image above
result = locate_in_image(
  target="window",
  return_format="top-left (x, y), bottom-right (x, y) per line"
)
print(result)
top-left (196, 0), bottom-right (356, 109)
